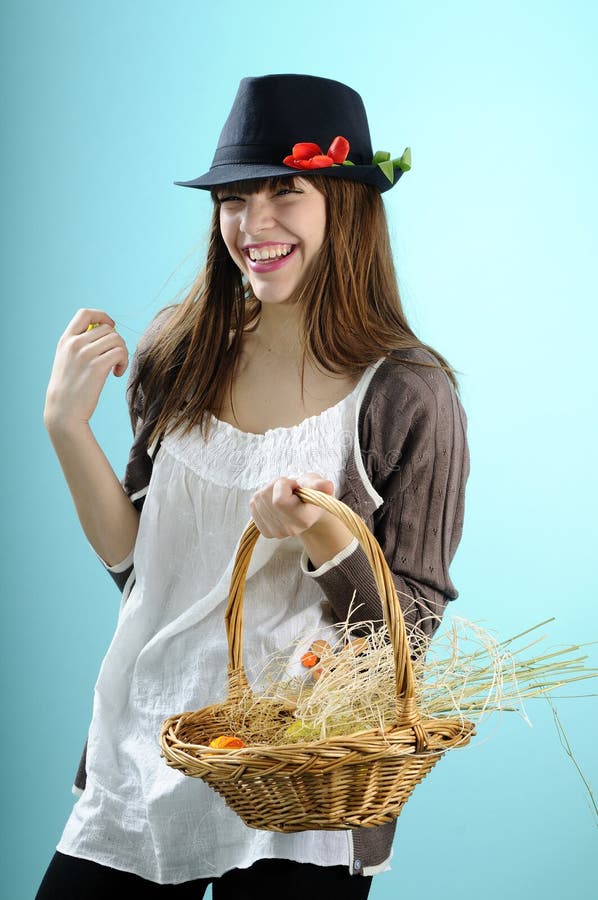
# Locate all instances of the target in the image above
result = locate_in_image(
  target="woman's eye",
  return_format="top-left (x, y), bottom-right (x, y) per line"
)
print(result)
top-left (218, 195), bottom-right (243, 203)
top-left (275, 188), bottom-right (300, 197)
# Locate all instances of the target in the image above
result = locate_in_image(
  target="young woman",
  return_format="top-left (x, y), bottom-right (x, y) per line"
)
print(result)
top-left (38, 74), bottom-right (470, 899)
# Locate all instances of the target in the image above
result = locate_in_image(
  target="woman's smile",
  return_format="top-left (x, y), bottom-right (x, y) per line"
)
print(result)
top-left (243, 242), bottom-right (297, 273)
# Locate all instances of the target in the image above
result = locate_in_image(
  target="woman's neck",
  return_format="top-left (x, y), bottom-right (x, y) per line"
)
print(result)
top-left (251, 302), bottom-right (306, 362)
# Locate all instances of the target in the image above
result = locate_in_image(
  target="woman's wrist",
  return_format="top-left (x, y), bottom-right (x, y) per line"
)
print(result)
top-left (299, 512), bottom-right (354, 570)
top-left (44, 409), bottom-right (92, 441)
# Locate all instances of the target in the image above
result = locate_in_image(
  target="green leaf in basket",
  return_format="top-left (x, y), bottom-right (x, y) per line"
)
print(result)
top-left (284, 720), bottom-right (321, 741)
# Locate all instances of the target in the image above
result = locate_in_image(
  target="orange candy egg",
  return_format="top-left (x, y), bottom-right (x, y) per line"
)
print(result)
top-left (209, 735), bottom-right (246, 749)
top-left (301, 652), bottom-right (319, 668)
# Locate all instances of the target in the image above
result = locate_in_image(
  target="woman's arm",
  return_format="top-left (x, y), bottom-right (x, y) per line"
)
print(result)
top-left (44, 308), bottom-right (140, 567)
top-left (45, 419), bottom-right (140, 567)
top-left (300, 363), bottom-right (470, 647)
top-left (299, 511), bottom-right (353, 568)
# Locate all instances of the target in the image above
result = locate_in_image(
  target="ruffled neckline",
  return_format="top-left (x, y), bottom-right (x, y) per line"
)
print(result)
top-left (161, 372), bottom-right (366, 490)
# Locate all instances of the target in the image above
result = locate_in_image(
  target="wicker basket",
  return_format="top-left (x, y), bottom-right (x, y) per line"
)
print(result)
top-left (160, 488), bottom-right (475, 832)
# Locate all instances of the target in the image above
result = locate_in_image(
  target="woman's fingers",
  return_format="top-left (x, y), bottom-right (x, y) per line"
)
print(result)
top-left (89, 343), bottom-right (129, 379)
top-left (296, 472), bottom-right (335, 494)
top-left (249, 480), bottom-right (286, 537)
top-left (250, 475), bottom-right (334, 538)
top-left (84, 322), bottom-right (116, 342)
top-left (78, 328), bottom-right (129, 376)
top-left (271, 476), bottom-right (298, 507)
top-left (112, 352), bottom-right (128, 378)
top-left (80, 328), bottom-right (126, 357)
top-left (63, 308), bottom-right (115, 337)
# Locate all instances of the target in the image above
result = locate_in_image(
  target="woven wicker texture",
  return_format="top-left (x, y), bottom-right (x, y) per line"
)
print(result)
top-left (160, 488), bottom-right (475, 831)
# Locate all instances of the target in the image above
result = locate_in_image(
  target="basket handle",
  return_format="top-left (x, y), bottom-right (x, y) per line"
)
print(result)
top-left (224, 487), bottom-right (429, 745)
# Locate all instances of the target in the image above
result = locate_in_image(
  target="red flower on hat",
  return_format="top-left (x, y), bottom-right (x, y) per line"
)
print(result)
top-left (283, 136), bottom-right (350, 170)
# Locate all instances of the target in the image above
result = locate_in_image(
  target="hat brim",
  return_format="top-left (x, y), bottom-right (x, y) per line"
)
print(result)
top-left (174, 163), bottom-right (403, 194)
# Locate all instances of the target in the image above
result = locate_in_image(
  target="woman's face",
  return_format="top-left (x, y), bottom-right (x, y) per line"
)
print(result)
top-left (217, 177), bottom-right (327, 305)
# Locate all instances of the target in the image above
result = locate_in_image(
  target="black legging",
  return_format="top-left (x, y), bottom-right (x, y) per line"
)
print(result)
top-left (35, 851), bottom-right (374, 899)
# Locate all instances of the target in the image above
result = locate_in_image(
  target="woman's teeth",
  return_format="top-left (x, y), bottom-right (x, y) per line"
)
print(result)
top-left (247, 244), bottom-right (293, 261)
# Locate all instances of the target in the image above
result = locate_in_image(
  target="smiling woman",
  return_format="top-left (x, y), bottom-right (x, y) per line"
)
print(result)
top-left (38, 74), bottom-right (470, 899)
top-left (131, 162), bottom-right (461, 443)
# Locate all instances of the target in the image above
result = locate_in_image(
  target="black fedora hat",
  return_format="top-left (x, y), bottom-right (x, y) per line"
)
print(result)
top-left (175, 74), bottom-right (411, 194)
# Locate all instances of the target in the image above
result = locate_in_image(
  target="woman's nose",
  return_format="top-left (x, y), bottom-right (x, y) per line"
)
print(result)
top-left (241, 197), bottom-right (275, 235)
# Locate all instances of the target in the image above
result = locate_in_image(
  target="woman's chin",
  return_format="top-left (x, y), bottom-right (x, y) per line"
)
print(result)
top-left (250, 282), bottom-right (300, 306)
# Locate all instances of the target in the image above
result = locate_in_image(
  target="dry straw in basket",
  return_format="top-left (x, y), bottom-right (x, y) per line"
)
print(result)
top-left (253, 613), bottom-right (597, 745)
top-left (160, 488), bottom-right (476, 832)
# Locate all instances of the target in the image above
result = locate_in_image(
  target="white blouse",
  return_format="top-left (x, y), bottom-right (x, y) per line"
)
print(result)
top-left (57, 371), bottom-right (378, 884)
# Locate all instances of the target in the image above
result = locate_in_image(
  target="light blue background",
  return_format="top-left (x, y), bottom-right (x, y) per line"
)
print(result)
top-left (1, 1), bottom-right (596, 898)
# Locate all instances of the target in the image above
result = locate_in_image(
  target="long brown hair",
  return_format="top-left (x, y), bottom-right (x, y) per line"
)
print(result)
top-left (133, 174), bottom-right (463, 446)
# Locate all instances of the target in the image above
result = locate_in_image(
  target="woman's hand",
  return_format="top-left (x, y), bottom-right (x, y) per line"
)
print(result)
top-left (250, 473), bottom-right (354, 568)
top-left (44, 308), bottom-right (128, 432)
top-left (249, 473), bottom-right (335, 539)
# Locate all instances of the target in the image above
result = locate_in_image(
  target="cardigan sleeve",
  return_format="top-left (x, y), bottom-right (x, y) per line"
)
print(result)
top-left (301, 358), bottom-right (470, 650)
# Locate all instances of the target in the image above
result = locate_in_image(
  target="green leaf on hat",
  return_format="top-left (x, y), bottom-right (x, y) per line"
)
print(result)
top-left (378, 159), bottom-right (395, 183)
top-left (341, 160), bottom-right (356, 166)
top-left (393, 147), bottom-right (412, 171)
top-left (372, 150), bottom-right (391, 165)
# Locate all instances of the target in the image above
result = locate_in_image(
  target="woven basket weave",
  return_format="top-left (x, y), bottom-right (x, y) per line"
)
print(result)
top-left (160, 488), bottom-right (475, 832)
